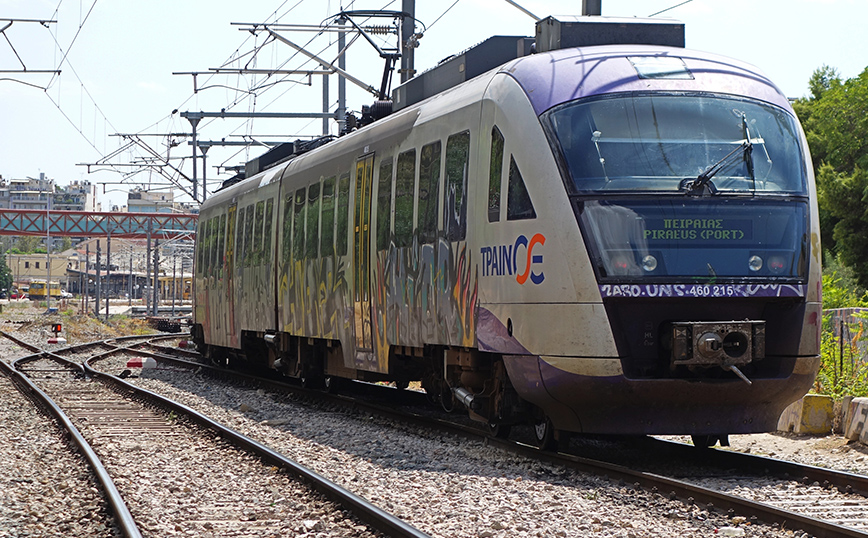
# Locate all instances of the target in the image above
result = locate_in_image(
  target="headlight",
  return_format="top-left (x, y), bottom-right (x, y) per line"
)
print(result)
top-left (641, 255), bottom-right (658, 272)
top-left (748, 255), bottom-right (763, 272)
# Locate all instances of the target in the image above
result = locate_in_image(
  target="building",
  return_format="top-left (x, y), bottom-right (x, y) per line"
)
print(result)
top-left (127, 187), bottom-right (175, 213)
top-left (0, 174), bottom-right (99, 212)
top-left (0, 174), bottom-right (54, 210)
top-left (53, 180), bottom-right (99, 212)
top-left (66, 237), bottom-right (194, 302)
top-left (6, 252), bottom-right (77, 289)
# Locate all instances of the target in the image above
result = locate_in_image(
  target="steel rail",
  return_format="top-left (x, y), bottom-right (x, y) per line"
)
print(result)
top-left (0, 333), bottom-right (142, 538)
top-left (644, 436), bottom-right (868, 497)
top-left (82, 346), bottom-right (433, 538)
top-left (93, 341), bottom-right (868, 538)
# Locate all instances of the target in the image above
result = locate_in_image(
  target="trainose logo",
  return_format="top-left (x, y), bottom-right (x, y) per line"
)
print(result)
top-left (480, 233), bottom-right (546, 285)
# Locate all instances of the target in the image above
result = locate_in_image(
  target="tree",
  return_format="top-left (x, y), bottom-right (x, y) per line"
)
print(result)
top-left (12, 235), bottom-right (41, 254)
top-left (798, 66), bottom-right (868, 287)
top-left (0, 255), bottom-right (11, 292)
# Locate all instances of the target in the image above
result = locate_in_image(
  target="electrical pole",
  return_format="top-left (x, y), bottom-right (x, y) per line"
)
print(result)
top-left (400, 0), bottom-right (415, 83)
top-left (152, 238), bottom-right (160, 316)
top-left (583, 0), bottom-right (602, 15)
top-left (146, 221), bottom-right (152, 313)
top-left (95, 241), bottom-right (101, 317)
top-left (189, 116), bottom-right (201, 203)
top-left (105, 232), bottom-right (111, 320)
top-left (45, 191), bottom-right (51, 313)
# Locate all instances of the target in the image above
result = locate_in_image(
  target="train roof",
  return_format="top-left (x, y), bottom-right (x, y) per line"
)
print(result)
top-left (501, 44), bottom-right (792, 115)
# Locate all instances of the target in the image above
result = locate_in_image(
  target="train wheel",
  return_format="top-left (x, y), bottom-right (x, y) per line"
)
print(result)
top-left (534, 416), bottom-right (556, 450)
top-left (488, 422), bottom-right (512, 439)
top-left (440, 386), bottom-right (456, 413)
top-left (301, 372), bottom-right (324, 389)
top-left (691, 434), bottom-right (726, 449)
top-left (323, 376), bottom-right (341, 393)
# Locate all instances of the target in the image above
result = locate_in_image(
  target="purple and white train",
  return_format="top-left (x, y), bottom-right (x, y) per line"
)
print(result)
top-left (192, 18), bottom-right (820, 448)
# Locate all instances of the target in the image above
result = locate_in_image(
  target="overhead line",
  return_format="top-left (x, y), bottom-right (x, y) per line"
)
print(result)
top-left (649, 0), bottom-right (694, 17)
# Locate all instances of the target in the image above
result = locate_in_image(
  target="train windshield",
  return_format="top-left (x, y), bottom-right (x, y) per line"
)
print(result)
top-left (545, 94), bottom-right (807, 195)
top-left (578, 198), bottom-right (809, 282)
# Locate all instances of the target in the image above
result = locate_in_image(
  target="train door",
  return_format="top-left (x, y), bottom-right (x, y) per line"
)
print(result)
top-left (226, 204), bottom-right (238, 348)
top-left (353, 154), bottom-right (374, 351)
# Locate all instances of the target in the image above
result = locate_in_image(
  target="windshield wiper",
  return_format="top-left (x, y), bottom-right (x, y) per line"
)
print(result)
top-left (680, 138), bottom-right (753, 195)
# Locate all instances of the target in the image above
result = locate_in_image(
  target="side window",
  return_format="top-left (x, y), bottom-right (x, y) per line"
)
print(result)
top-left (236, 206), bottom-right (246, 270)
top-left (418, 141), bottom-right (442, 244)
top-left (395, 149), bottom-right (416, 247)
top-left (217, 213), bottom-right (226, 275)
top-left (445, 130), bottom-right (470, 241)
top-left (488, 126), bottom-right (505, 222)
top-left (281, 194), bottom-right (293, 265)
top-left (263, 198), bottom-right (274, 265)
top-left (200, 219), bottom-right (210, 275)
top-left (227, 206), bottom-right (237, 271)
top-left (336, 173), bottom-right (350, 256)
top-left (306, 182), bottom-right (321, 259)
top-left (506, 156), bottom-right (537, 221)
top-left (243, 205), bottom-right (255, 267)
top-left (376, 158), bottom-right (393, 249)
top-left (292, 188), bottom-right (306, 261)
top-left (209, 216), bottom-right (218, 275)
top-left (196, 221), bottom-right (206, 275)
top-left (321, 177), bottom-right (336, 257)
top-left (254, 201), bottom-right (265, 265)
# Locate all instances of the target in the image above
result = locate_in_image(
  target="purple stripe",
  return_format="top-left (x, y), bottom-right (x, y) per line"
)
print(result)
top-left (599, 283), bottom-right (805, 299)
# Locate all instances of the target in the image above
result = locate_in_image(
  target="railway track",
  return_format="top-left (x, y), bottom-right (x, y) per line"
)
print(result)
top-left (0, 331), bottom-right (431, 538)
top-left (89, 340), bottom-right (868, 538)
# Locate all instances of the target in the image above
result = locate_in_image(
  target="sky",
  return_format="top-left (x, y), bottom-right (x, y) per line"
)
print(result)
top-left (0, 0), bottom-right (865, 211)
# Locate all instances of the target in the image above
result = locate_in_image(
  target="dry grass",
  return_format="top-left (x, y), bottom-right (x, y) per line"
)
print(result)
top-left (2, 300), bottom-right (158, 345)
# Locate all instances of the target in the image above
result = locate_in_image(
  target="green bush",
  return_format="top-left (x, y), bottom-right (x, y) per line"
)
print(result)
top-left (815, 311), bottom-right (868, 398)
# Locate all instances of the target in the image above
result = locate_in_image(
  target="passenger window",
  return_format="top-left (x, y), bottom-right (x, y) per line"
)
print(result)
top-left (227, 206), bottom-right (237, 271)
top-left (243, 205), bottom-right (255, 267)
top-left (254, 201), bottom-right (265, 265)
top-left (419, 141), bottom-right (442, 244)
top-left (217, 213), bottom-right (226, 275)
top-left (292, 188), bottom-right (306, 261)
top-left (263, 198), bottom-right (274, 265)
top-left (196, 221), bottom-right (206, 275)
top-left (281, 195), bottom-right (292, 265)
top-left (488, 126), bottom-right (505, 222)
top-left (306, 183), bottom-right (320, 259)
top-left (376, 158), bottom-right (393, 249)
top-left (321, 177), bottom-right (336, 257)
top-left (395, 149), bottom-right (416, 247)
top-left (202, 218), bottom-right (211, 275)
top-left (336, 173), bottom-right (350, 256)
top-left (445, 131), bottom-right (470, 241)
top-left (507, 156), bottom-right (537, 221)
top-left (236, 207), bottom-right (246, 270)
top-left (209, 217), bottom-right (219, 275)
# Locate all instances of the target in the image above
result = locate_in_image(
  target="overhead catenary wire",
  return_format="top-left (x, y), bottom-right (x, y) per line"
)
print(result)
top-left (649, 0), bottom-right (694, 17)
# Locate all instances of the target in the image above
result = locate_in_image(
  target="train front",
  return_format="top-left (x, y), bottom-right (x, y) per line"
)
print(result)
top-left (512, 47), bottom-right (821, 437)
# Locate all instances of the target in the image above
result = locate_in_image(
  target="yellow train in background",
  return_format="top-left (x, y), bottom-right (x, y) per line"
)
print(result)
top-left (28, 280), bottom-right (61, 301)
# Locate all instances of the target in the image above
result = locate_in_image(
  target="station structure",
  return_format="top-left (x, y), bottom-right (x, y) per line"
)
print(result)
top-left (1, 208), bottom-right (197, 316)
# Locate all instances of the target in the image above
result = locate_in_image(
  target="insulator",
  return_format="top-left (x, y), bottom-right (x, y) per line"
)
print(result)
top-left (363, 25), bottom-right (394, 35)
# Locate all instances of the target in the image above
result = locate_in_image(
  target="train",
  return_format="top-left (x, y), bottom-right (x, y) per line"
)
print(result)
top-left (28, 280), bottom-right (61, 301)
top-left (192, 17), bottom-right (821, 449)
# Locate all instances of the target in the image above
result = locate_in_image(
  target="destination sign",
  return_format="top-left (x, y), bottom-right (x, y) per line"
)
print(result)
top-left (599, 283), bottom-right (805, 299)
top-left (643, 218), bottom-right (752, 241)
